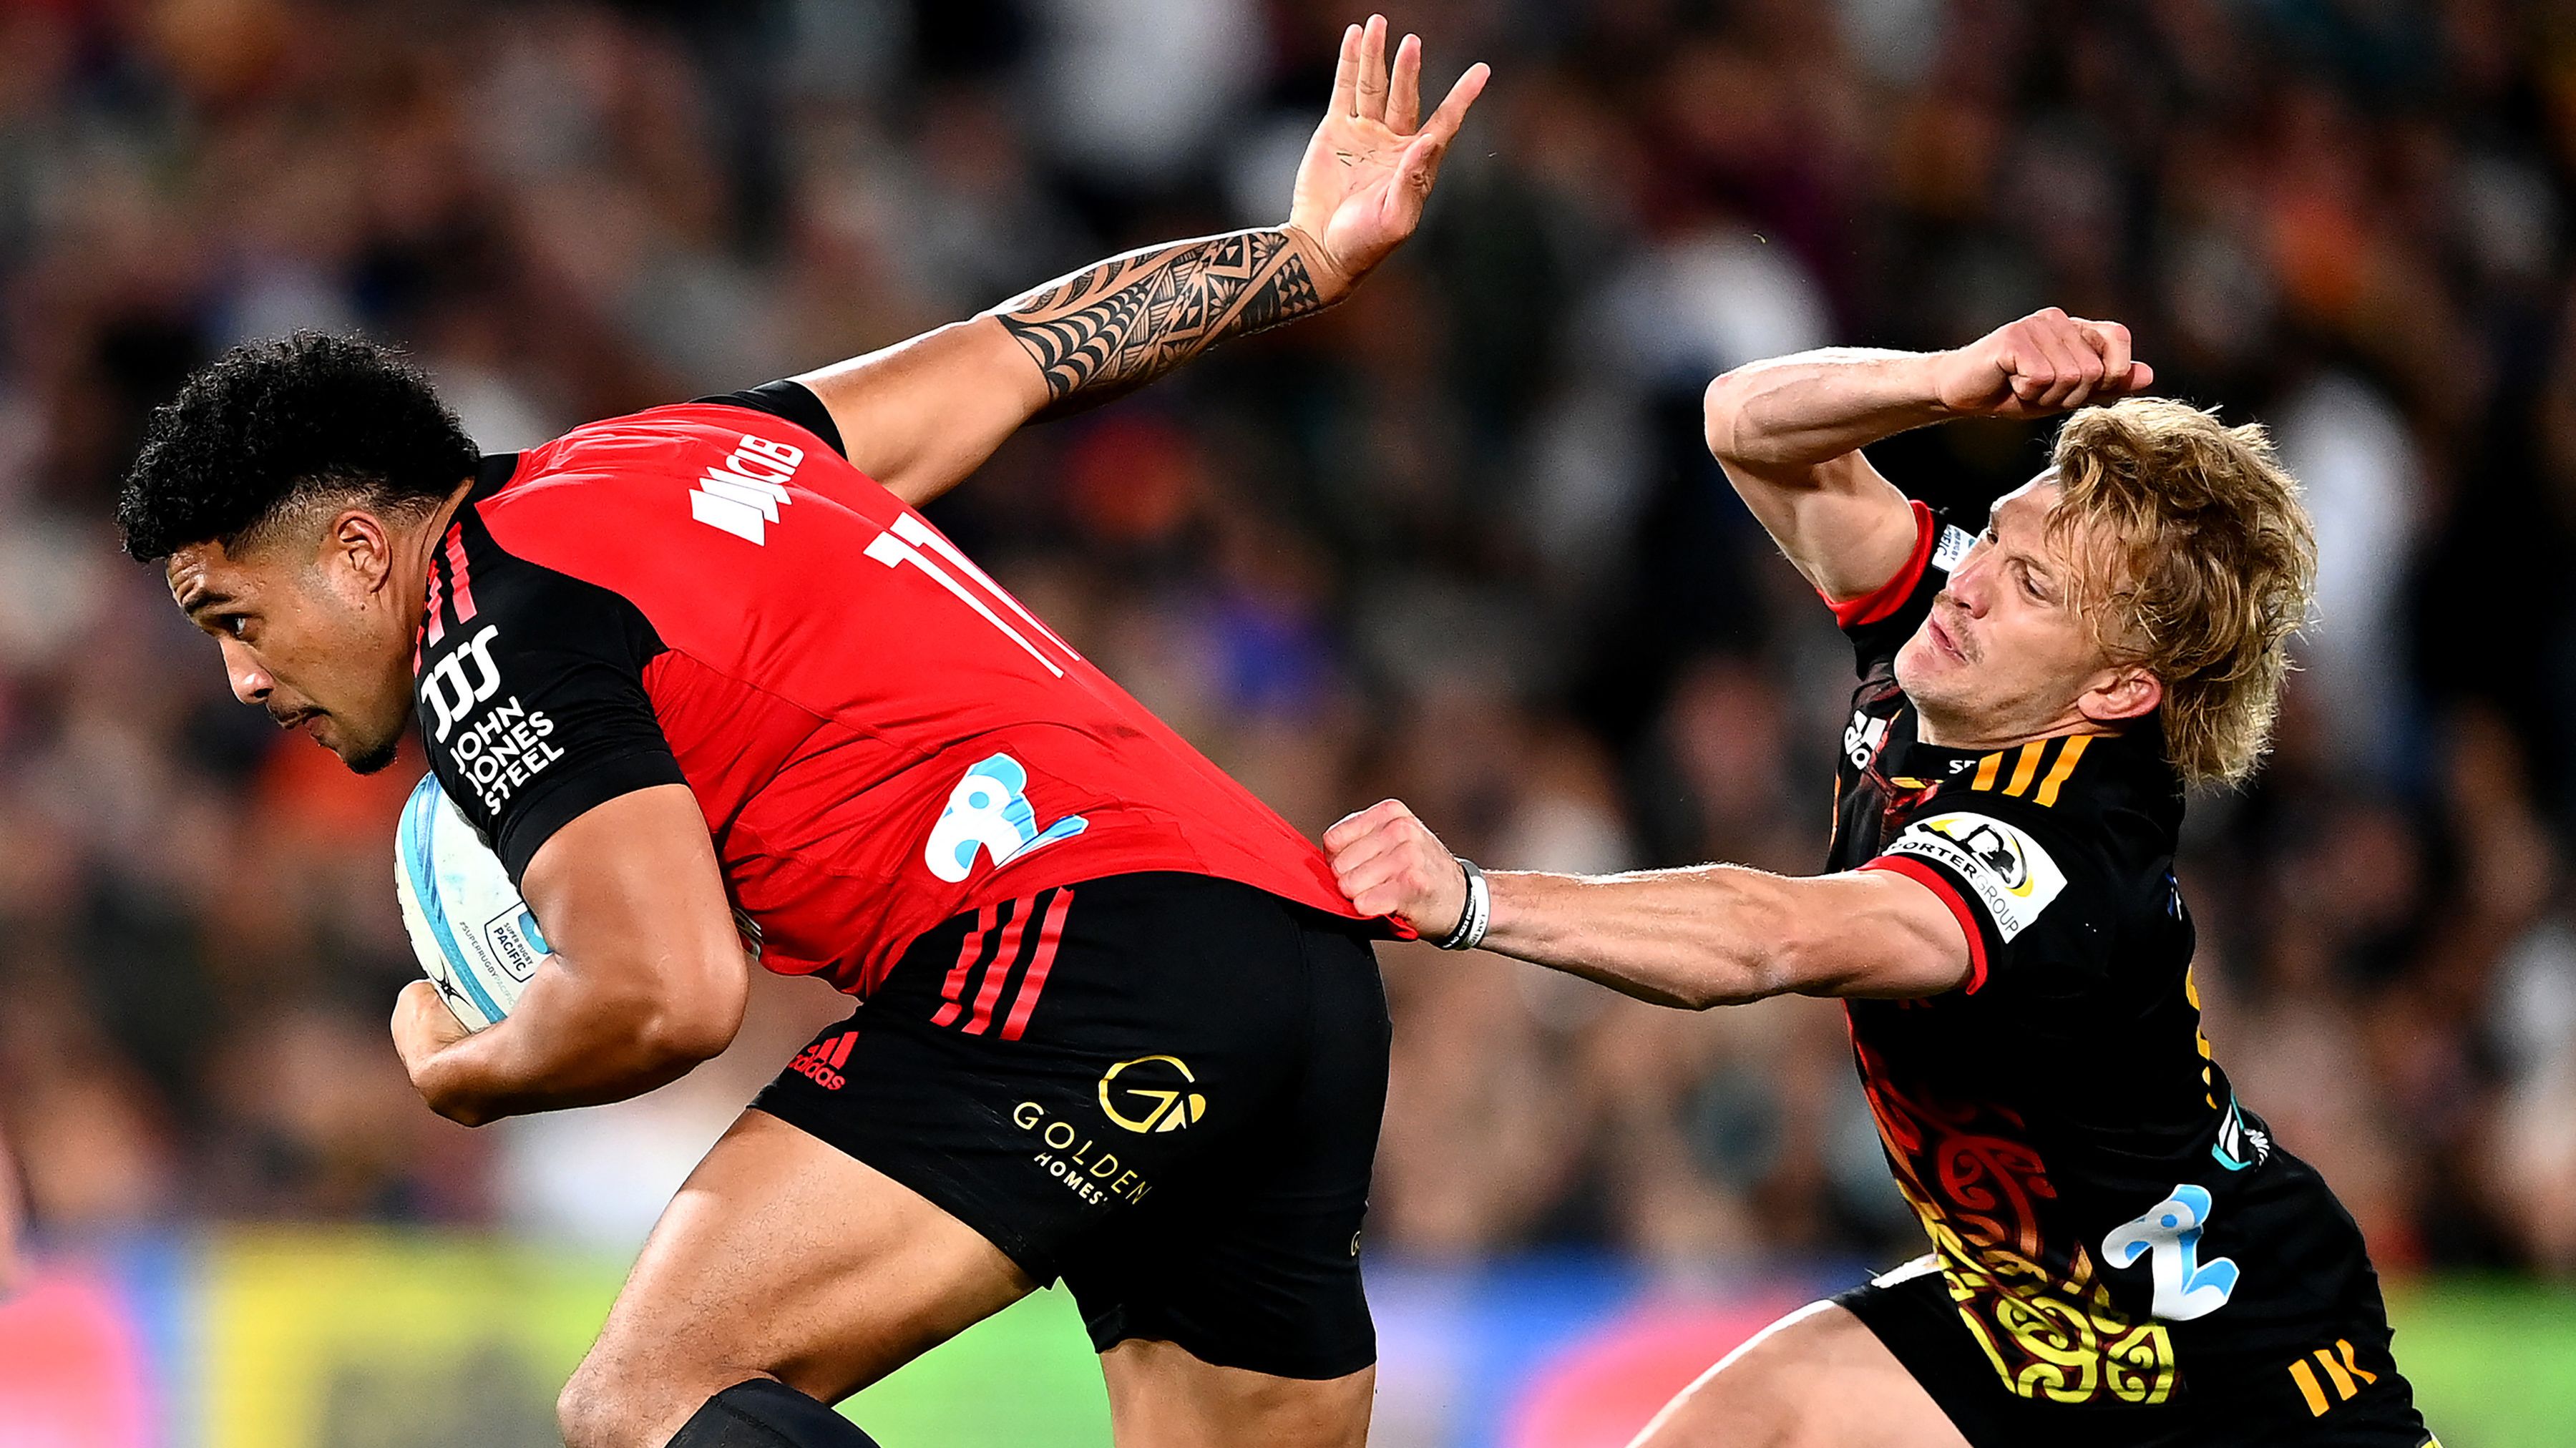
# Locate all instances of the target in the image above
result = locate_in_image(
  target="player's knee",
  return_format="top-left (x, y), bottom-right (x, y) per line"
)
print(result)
top-left (557, 1356), bottom-right (670, 1448)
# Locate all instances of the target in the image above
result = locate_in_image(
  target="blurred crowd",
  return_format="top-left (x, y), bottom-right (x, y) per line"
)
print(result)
top-left (3, 0), bottom-right (2576, 1285)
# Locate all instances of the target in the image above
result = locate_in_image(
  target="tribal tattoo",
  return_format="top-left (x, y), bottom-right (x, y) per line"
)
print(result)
top-left (997, 229), bottom-right (1327, 411)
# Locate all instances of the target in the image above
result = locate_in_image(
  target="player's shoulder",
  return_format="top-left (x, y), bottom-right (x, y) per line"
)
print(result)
top-left (471, 397), bottom-right (832, 556)
top-left (1942, 725), bottom-right (2176, 836)
top-left (1898, 725), bottom-right (2180, 915)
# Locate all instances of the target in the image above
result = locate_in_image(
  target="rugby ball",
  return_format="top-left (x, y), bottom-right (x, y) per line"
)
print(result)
top-left (394, 773), bottom-right (551, 1032)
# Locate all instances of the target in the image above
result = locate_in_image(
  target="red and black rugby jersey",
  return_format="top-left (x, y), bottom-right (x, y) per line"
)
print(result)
top-left (409, 381), bottom-right (1378, 997)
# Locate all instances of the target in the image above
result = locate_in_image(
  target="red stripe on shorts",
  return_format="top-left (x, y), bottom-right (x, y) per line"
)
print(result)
top-left (930, 903), bottom-right (998, 1028)
top-left (962, 893), bottom-right (1040, 1034)
top-left (1000, 887), bottom-right (1076, 1041)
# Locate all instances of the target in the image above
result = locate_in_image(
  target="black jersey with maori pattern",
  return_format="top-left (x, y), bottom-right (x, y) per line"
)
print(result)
top-left (1825, 500), bottom-right (2394, 1410)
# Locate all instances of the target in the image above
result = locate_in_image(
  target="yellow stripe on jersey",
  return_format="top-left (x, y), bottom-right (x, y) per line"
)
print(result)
top-left (2034, 735), bottom-right (2090, 806)
top-left (2336, 1339), bottom-right (2377, 1384)
top-left (2313, 1346), bottom-right (2359, 1400)
top-left (1970, 752), bottom-right (2004, 791)
top-left (2290, 1359), bottom-right (2331, 1416)
top-left (2003, 740), bottom-right (2047, 796)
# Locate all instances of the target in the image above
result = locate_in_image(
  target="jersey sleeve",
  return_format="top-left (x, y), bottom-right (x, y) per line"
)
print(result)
top-left (416, 538), bottom-right (686, 884)
top-left (691, 378), bottom-right (847, 459)
top-left (1828, 501), bottom-right (1979, 677)
top-left (1855, 792), bottom-right (2113, 997)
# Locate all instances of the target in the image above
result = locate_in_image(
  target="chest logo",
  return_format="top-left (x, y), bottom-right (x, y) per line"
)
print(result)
top-left (2102, 1183), bottom-right (2239, 1321)
top-left (1883, 811), bottom-right (2067, 941)
top-left (924, 752), bottom-right (1090, 884)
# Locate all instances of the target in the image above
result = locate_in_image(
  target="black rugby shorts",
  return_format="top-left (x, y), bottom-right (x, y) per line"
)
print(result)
top-left (1835, 1257), bottom-right (2438, 1448)
top-left (753, 871), bottom-right (1390, 1381)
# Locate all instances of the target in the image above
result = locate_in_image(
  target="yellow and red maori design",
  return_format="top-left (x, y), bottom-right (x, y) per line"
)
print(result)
top-left (1856, 1037), bottom-right (2177, 1404)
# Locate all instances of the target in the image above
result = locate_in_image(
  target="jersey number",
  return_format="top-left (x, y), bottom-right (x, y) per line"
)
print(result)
top-left (864, 514), bottom-right (1083, 677)
top-left (2102, 1183), bottom-right (2239, 1321)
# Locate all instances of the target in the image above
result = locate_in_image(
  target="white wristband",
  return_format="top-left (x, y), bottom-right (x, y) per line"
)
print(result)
top-left (1435, 857), bottom-right (1491, 951)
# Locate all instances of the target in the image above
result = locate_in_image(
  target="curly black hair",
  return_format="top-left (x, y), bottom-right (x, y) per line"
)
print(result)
top-left (117, 332), bottom-right (479, 562)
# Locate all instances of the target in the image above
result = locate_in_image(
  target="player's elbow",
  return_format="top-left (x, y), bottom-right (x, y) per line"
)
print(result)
top-left (1730, 890), bottom-right (1860, 1002)
top-left (631, 952), bottom-right (749, 1068)
top-left (1704, 364), bottom-right (1803, 469)
top-left (1702, 371), bottom-right (1750, 463)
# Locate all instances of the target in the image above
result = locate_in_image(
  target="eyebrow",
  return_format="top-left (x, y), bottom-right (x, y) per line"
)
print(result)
top-left (177, 587), bottom-right (238, 620)
top-left (1984, 512), bottom-right (2060, 588)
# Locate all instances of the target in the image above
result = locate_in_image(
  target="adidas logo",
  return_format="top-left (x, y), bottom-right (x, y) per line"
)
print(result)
top-left (790, 1030), bottom-right (857, 1091)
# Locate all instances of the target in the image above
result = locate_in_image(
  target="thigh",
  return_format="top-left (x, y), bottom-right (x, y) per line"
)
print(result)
top-left (1060, 915), bottom-right (1390, 1383)
top-left (570, 1109), bottom-right (1035, 1444)
top-left (1100, 1339), bottom-right (1373, 1448)
top-left (1632, 1298), bottom-right (1970, 1448)
top-left (754, 876), bottom-right (1319, 1286)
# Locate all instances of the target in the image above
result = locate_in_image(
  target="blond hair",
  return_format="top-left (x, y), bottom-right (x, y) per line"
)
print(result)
top-left (2046, 398), bottom-right (2317, 788)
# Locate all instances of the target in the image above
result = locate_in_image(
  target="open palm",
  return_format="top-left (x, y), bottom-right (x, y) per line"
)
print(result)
top-left (1288, 16), bottom-right (1489, 298)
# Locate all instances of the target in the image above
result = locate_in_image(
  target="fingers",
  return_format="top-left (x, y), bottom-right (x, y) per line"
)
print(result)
top-left (1330, 22), bottom-right (1361, 117)
top-left (1325, 811), bottom-right (1462, 930)
top-left (1357, 14), bottom-right (1390, 122)
top-left (1419, 60), bottom-right (1490, 147)
top-left (2083, 318), bottom-right (2132, 386)
top-left (1999, 308), bottom-right (2140, 411)
top-left (1388, 31), bottom-right (1423, 132)
top-left (2074, 318), bottom-right (2149, 398)
top-left (1324, 798), bottom-right (1412, 851)
top-left (2033, 323), bottom-right (2098, 409)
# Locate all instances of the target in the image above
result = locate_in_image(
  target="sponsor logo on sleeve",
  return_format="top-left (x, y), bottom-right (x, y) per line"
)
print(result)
top-left (1884, 810), bottom-right (2067, 940)
top-left (416, 625), bottom-right (567, 816)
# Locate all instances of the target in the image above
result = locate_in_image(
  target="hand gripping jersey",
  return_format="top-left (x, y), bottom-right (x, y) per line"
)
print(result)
top-left (1827, 502), bottom-right (2396, 1412)
top-left (409, 382), bottom-right (1375, 997)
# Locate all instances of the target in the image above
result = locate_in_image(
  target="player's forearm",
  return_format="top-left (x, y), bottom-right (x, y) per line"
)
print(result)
top-left (1702, 348), bottom-right (1953, 475)
top-left (993, 226), bottom-right (1335, 419)
top-left (810, 228), bottom-right (1340, 507)
top-left (1477, 866), bottom-right (1810, 1010)
top-left (413, 969), bottom-right (741, 1125)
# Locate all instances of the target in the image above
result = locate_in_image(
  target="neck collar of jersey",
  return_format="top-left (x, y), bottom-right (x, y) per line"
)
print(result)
top-left (1885, 703), bottom-right (2169, 790)
top-left (472, 452), bottom-right (522, 501)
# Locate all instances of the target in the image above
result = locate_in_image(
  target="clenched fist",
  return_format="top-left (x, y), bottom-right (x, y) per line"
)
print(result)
top-left (1931, 308), bottom-right (2153, 418)
top-left (1324, 799), bottom-right (1468, 939)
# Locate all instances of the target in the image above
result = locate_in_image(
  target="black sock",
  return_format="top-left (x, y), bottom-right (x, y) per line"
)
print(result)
top-left (664, 1380), bottom-right (883, 1448)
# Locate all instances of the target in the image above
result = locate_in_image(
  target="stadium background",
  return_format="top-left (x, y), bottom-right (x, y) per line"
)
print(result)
top-left (2, 0), bottom-right (2575, 1443)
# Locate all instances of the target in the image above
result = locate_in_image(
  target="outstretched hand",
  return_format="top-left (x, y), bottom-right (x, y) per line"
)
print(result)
top-left (1288, 15), bottom-right (1490, 301)
top-left (1324, 798), bottom-right (1468, 939)
top-left (1932, 308), bottom-right (2155, 419)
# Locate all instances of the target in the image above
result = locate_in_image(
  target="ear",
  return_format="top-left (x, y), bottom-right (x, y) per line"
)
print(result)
top-left (323, 507), bottom-right (398, 593)
top-left (2079, 665), bottom-right (2162, 725)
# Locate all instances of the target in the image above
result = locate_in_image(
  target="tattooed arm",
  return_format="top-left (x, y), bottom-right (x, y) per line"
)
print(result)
top-left (995, 228), bottom-right (1328, 416)
top-left (794, 16), bottom-right (1486, 507)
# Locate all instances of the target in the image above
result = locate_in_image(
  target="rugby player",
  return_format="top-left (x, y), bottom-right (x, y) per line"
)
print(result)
top-left (116, 19), bottom-right (1483, 1448)
top-left (1325, 310), bottom-right (2437, 1447)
